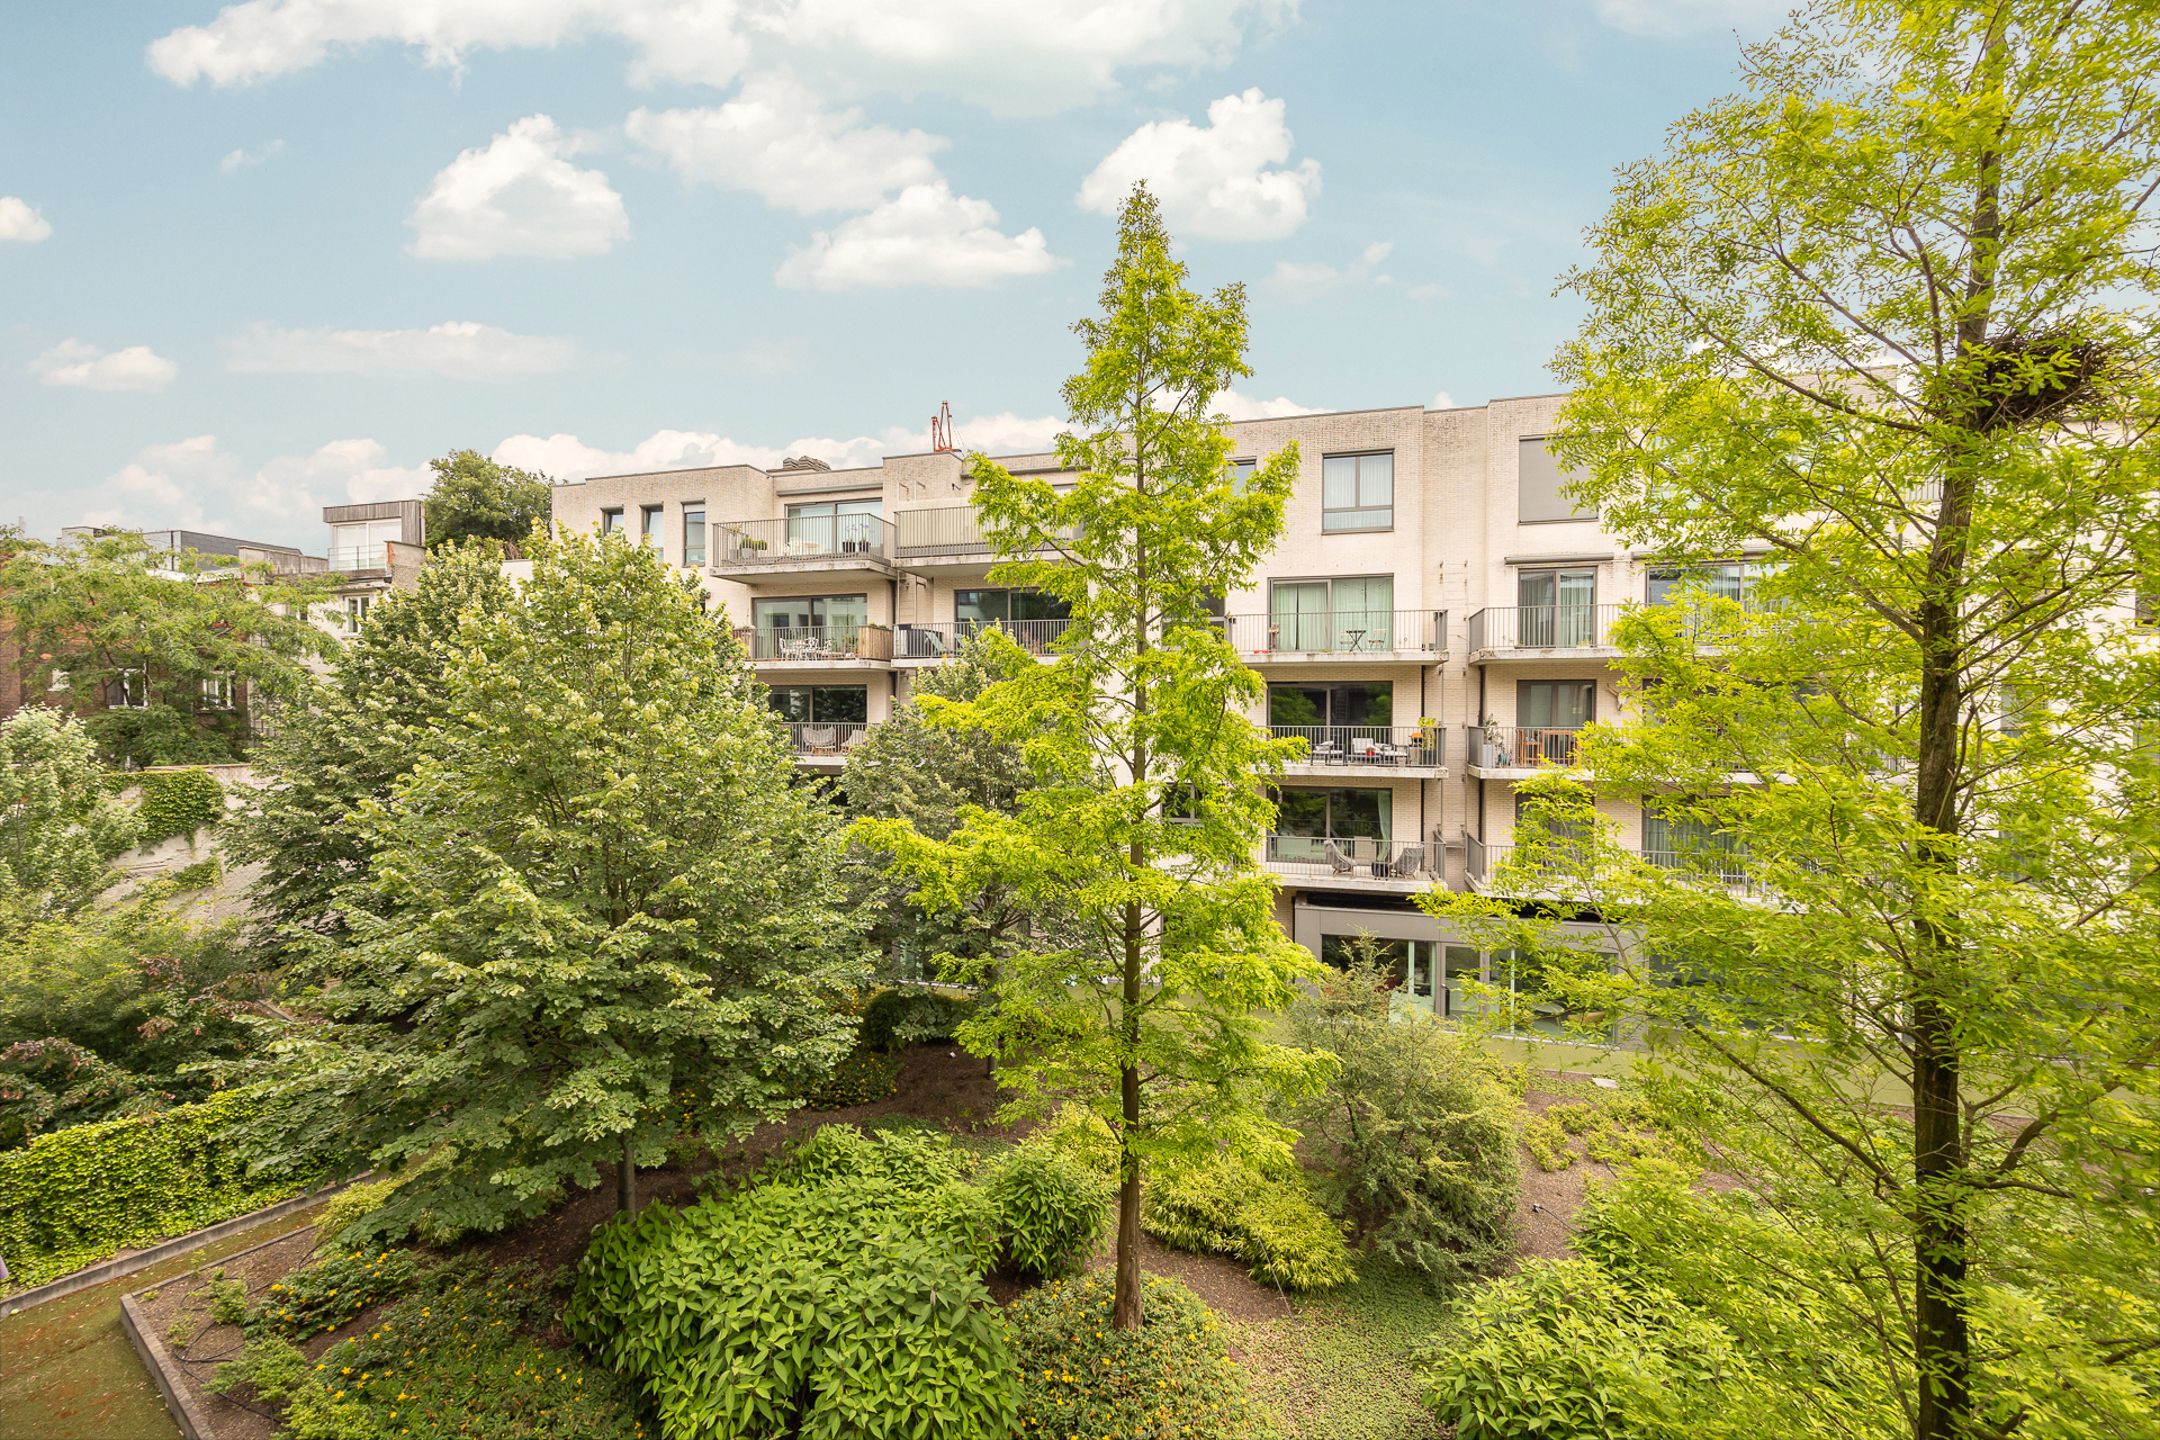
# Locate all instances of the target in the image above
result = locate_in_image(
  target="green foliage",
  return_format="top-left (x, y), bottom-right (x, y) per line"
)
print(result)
top-left (1007, 1272), bottom-right (1269, 1439)
top-left (0, 1087), bottom-right (322, 1289)
top-left (0, 708), bottom-right (137, 932)
top-left (569, 1126), bottom-right (1017, 1440)
top-left (0, 529), bottom-right (334, 765)
top-left (852, 181), bottom-right (1328, 1328)
top-left (857, 987), bottom-right (974, 1052)
top-left (1415, 1258), bottom-right (1761, 1440)
top-left (1289, 958), bottom-right (1521, 1284)
top-left (421, 449), bottom-right (553, 551)
top-left (252, 1246), bottom-right (426, 1340)
top-left (988, 1137), bottom-right (1109, 1279)
top-left (0, 1037), bottom-right (159, 1148)
top-left (206, 1273), bottom-right (249, 1325)
top-left (243, 530), bottom-right (866, 1238)
top-left (207, 1335), bottom-right (308, 1404)
top-left (275, 1258), bottom-right (644, 1440)
top-left (1146, 1152), bottom-right (1354, 1293)
top-left (314, 1176), bottom-right (405, 1245)
top-left (1520, 1111), bottom-right (1575, 1173)
top-left (800, 1045), bottom-right (902, 1108)
top-left (135, 767), bottom-right (224, 843)
top-left (1225, 1261), bottom-right (1457, 1440)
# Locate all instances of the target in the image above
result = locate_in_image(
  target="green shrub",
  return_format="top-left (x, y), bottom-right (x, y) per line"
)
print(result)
top-left (989, 1138), bottom-right (1108, 1278)
top-left (314, 1176), bottom-right (403, 1245)
top-left (88, 705), bottom-right (236, 769)
top-left (1291, 960), bottom-right (1522, 1284)
top-left (858, 987), bottom-right (975, 1052)
top-left (570, 1126), bottom-right (1017, 1439)
top-left (1414, 1258), bottom-right (1757, 1440)
top-left (251, 1246), bottom-right (425, 1340)
top-left (208, 1335), bottom-right (308, 1404)
top-left (1006, 1272), bottom-right (1268, 1440)
top-left (1146, 1152), bottom-right (1355, 1292)
top-left (276, 1258), bottom-right (642, 1440)
top-left (206, 1274), bottom-right (249, 1325)
top-left (0, 1087), bottom-right (324, 1289)
top-left (802, 1045), bottom-right (903, 1108)
top-left (1522, 1110), bottom-right (1576, 1171)
top-left (136, 767), bottom-right (225, 843)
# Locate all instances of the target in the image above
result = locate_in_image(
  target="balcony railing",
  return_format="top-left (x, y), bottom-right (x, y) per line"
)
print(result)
top-left (896, 618), bottom-right (1074, 659)
top-left (1465, 725), bottom-right (1584, 769)
top-left (1264, 834), bottom-right (1438, 881)
top-left (1229, 609), bottom-right (1446, 657)
top-left (1467, 604), bottom-right (1621, 655)
top-left (328, 544), bottom-right (391, 571)
top-left (893, 505), bottom-right (1080, 559)
top-left (1466, 835), bottom-right (1752, 891)
top-left (785, 720), bottom-right (871, 757)
top-left (715, 515), bottom-right (894, 566)
top-left (738, 624), bottom-right (894, 662)
top-left (1271, 725), bottom-right (1444, 769)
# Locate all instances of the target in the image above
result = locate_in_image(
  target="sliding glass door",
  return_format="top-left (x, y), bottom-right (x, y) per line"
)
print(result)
top-left (1516, 568), bottom-right (1596, 647)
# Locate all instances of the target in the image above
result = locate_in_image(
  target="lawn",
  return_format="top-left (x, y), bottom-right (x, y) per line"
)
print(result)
top-left (1226, 1262), bottom-right (1455, 1440)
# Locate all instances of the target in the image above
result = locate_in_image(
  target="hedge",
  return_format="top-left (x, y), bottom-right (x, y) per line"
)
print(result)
top-left (0, 1087), bottom-right (323, 1290)
top-left (136, 766), bottom-right (225, 843)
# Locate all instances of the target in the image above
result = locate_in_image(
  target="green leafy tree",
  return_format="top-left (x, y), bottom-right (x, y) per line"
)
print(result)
top-left (855, 183), bottom-right (1325, 1329)
top-left (1434, 5), bottom-right (2160, 1436)
top-left (249, 530), bottom-right (866, 1235)
top-left (0, 529), bottom-right (335, 766)
top-left (229, 544), bottom-right (514, 952)
top-left (0, 707), bottom-right (137, 931)
top-left (421, 449), bottom-right (553, 551)
top-left (840, 629), bottom-right (1039, 977)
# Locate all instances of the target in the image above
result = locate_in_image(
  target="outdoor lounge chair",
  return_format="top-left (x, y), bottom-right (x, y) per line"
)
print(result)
top-left (1391, 844), bottom-right (1426, 878)
top-left (801, 724), bottom-right (839, 752)
top-left (1324, 839), bottom-right (1357, 874)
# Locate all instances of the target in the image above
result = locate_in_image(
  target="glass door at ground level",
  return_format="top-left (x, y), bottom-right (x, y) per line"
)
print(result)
top-left (1516, 568), bottom-right (1596, 647)
top-left (1317, 933), bottom-right (1436, 1017)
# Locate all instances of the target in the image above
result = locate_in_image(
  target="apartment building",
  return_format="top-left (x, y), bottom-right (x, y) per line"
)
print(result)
top-left (550, 396), bottom-right (1671, 1023)
top-left (322, 500), bottom-right (427, 629)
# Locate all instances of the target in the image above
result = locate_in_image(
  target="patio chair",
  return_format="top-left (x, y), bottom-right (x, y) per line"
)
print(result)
top-left (1391, 844), bottom-right (1427, 878)
top-left (1324, 839), bottom-right (1357, 875)
top-left (801, 724), bottom-right (839, 753)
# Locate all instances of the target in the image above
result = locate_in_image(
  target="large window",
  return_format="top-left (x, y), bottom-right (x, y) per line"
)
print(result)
top-left (329, 518), bottom-right (402, 568)
top-left (1321, 452), bottom-right (1394, 533)
top-left (641, 505), bottom-right (665, 555)
top-left (767, 685), bottom-right (869, 724)
top-left (600, 508), bottom-right (624, 534)
top-left (1515, 567), bottom-right (1597, 646)
top-left (954, 588), bottom-right (1071, 649)
top-left (1268, 575), bottom-right (1395, 652)
top-left (752, 595), bottom-right (870, 661)
top-left (1645, 560), bottom-right (1760, 607)
top-left (1268, 681), bottom-right (1392, 730)
top-left (1644, 811), bottom-right (1743, 879)
top-left (785, 499), bottom-right (883, 555)
top-left (682, 505), bottom-right (706, 567)
top-left (1518, 435), bottom-right (1593, 523)
top-left (1274, 786), bottom-right (1392, 867)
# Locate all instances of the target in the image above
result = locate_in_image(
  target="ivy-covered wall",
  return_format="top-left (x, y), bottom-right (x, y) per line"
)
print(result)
top-left (0, 1088), bottom-right (322, 1290)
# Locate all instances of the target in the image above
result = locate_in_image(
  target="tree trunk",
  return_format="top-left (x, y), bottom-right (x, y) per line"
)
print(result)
top-left (1114, 1053), bottom-right (1143, 1330)
top-left (617, 1133), bottom-right (639, 1217)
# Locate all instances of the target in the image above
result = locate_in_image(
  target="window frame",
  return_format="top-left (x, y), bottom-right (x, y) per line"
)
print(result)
top-left (1320, 451), bottom-right (1395, 534)
top-left (682, 503), bottom-right (706, 568)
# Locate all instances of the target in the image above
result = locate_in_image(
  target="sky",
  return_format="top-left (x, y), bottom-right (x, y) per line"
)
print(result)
top-left (0, 0), bottom-right (1791, 551)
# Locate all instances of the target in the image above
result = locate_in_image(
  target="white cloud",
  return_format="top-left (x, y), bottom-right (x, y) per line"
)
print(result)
top-left (1213, 389), bottom-right (1320, 421)
top-left (219, 139), bottom-right (286, 174)
top-left (31, 341), bottom-right (179, 392)
top-left (409, 115), bottom-right (628, 261)
top-left (1589, 0), bottom-right (1788, 38)
top-left (628, 73), bottom-right (944, 213)
top-left (85, 435), bottom-right (428, 544)
top-left (226, 321), bottom-right (576, 379)
top-left (149, 0), bottom-right (752, 90)
top-left (494, 410), bottom-right (1065, 480)
top-left (1268, 240), bottom-right (1392, 296)
top-left (1079, 88), bottom-right (1319, 241)
top-left (147, 0), bottom-right (1285, 113)
top-left (0, 196), bottom-right (51, 243)
top-left (1431, 389), bottom-right (1458, 410)
top-left (776, 181), bottom-right (1054, 290)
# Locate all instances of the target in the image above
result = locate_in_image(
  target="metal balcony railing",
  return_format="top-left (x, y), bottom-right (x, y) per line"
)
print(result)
top-left (328, 544), bottom-right (391, 570)
top-left (1644, 845), bottom-right (1751, 887)
top-left (1271, 725), bottom-right (1444, 769)
top-left (1229, 609), bottom-right (1446, 657)
top-left (1264, 834), bottom-right (1438, 881)
top-left (738, 624), bottom-right (894, 662)
top-left (1467, 603), bottom-right (1621, 654)
top-left (895, 618), bottom-right (1074, 659)
top-left (892, 505), bottom-right (1080, 559)
top-left (785, 720), bottom-right (872, 756)
top-left (1465, 725), bottom-right (1584, 769)
top-left (716, 515), bottom-right (893, 566)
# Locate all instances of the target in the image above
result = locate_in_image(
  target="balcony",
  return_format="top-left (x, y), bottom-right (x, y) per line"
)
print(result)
top-left (785, 720), bottom-right (872, 768)
top-left (891, 503), bottom-right (1079, 572)
top-left (894, 618), bottom-right (1074, 663)
top-left (1264, 833), bottom-right (1440, 892)
top-left (1466, 604), bottom-right (1621, 662)
top-left (736, 623), bottom-right (895, 668)
top-left (1227, 610), bottom-right (1447, 664)
top-left (1466, 834), bottom-right (1753, 896)
top-left (1272, 725), bottom-right (1445, 777)
top-left (711, 516), bottom-right (897, 578)
top-left (1464, 725), bottom-right (1584, 776)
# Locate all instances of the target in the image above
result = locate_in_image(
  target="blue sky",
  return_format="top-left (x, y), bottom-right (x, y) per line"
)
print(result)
top-left (0, 0), bottom-right (1786, 550)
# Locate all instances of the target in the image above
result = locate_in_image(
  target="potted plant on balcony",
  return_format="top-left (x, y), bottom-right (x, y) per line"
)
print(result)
top-left (1413, 717), bottom-right (1440, 762)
